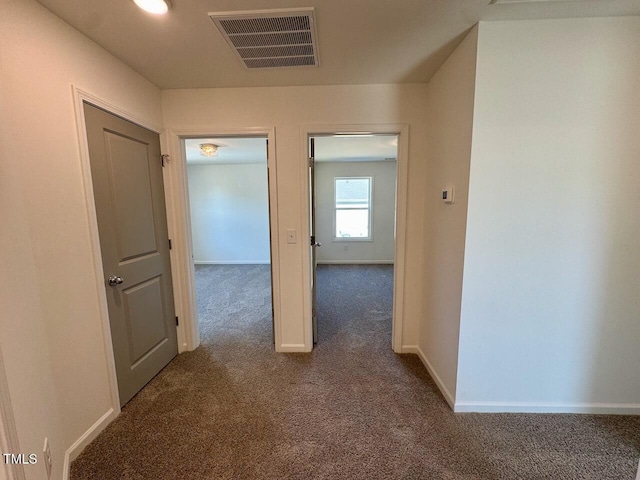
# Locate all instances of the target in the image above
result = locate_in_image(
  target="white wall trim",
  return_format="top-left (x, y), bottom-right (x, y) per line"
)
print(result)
top-left (0, 346), bottom-right (26, 480)
top-left (300, 124), bottom-right (410, 354)
top-left (164, 127), bottom-right (282, 352)
top-left (62, 408), bottom-right (116, 480)
top-left (402, 345), bottom-right (455, 409)
top-left (162, 131), bottom-right (199, 353)
top-left (194, 261), bottom-right (270, 265)
top-left (72, 85), bottom-right (153, 422)
top-left (317, 260), bottom-right (394, 265)
top-left (405, 343), bottom-right (640, 415)
top-left (453, 402), bottom-right (640, 415)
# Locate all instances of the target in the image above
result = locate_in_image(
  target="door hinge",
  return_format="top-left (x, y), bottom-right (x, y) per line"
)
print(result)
top-left (161, 154), bottom-right (170, 167)
top-left (308, 158), bottom-right (314, 168)
top-left (175, 316), bottom-right (179, 326)
top-left (168, 238), bottom-right (172, 250)
top-left (310, 235), bottom-right (316, 246)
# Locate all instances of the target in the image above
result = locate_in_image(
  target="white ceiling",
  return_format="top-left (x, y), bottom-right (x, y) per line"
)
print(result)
top-left (36, 0), bottom-right (640, 89)
top-left (314, 135), bottom-right (398, 163)
top-left (185, 135), bottom-right (398, 165)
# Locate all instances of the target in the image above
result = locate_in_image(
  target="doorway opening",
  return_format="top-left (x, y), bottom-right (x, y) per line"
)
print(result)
top-left (309, 134), bottom-right (399, 348)
top-left (184, 136), bottom-right (274, 346)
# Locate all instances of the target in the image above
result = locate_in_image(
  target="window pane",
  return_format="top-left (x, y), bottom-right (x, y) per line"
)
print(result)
top-left (336, 209), bottom-right (369, 238)
top-left (336, 178), bottom-right (370, 208)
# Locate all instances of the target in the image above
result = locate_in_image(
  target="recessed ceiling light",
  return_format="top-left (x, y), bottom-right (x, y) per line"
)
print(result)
top-left (133, 0), bottom-right (170, 15)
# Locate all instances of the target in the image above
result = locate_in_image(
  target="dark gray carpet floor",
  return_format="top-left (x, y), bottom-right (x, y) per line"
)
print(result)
top-left (71, 264), bottom-right (640, 479)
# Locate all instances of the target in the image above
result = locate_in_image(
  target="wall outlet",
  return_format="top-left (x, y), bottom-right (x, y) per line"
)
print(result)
top-left (43, 438), bottom-right (52, 478)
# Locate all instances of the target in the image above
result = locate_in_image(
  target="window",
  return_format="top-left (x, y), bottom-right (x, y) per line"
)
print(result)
top-left (334, 177), bottom-right (372, 240)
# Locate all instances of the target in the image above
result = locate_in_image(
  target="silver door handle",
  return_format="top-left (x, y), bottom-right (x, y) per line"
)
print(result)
top-left (108, 275), bottom-right (124, 286)
top-left (313, 242), bottom-right (322, 247)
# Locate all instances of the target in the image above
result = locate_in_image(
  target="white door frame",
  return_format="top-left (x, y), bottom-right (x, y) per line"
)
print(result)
top-left (72, 86), bottom-right (168, 418)
top-left (163, 128), bottom-right (281, 352)
top-left (0, 346), bottom-right (26, 480)
top-left (300, 124), bottom-right (410, 352)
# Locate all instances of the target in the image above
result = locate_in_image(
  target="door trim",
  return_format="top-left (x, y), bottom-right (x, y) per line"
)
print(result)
top-left (71, 86), bottom-right (165, 418)
top-left (163, 128), bottom-right (281, 352)
top-left (0, 345), bottom-right (26, 480)
top-left (300, 124), bottom-right (410, 353)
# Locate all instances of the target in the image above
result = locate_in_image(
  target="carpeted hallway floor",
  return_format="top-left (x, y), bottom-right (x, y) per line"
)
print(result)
top-left (71, 264), bottom-right (640, 480)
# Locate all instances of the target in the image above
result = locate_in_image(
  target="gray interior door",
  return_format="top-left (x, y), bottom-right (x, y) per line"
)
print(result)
top-left (84, 102), bottom-right (178, 407)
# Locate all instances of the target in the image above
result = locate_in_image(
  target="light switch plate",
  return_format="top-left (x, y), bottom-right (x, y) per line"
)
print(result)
top-left (442, 186), bottom-right (455, 204)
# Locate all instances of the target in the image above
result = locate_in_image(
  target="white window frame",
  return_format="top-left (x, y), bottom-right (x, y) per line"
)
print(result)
top-left (333, 176), bottom-right (373, 242)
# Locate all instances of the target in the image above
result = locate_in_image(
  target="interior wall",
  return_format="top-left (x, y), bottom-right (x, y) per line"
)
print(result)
top-left (188, 163), bottom-right (270, 264)
top-left (315, 161), bottom-right (396, 264)
top-left (419, 26), bottom-right (478, 403)
top-left (162, 84), bottom-right (428, 349)
top-left (457, 17), bottom-right (640, 411)
top-left (0, 1), bottom-right (163, 478)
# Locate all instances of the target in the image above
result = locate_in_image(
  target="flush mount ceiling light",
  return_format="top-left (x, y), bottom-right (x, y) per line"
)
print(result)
top-left (133, 0), bottom-right (170, 15)
top-left (199, 143), bottom-right (219, 157)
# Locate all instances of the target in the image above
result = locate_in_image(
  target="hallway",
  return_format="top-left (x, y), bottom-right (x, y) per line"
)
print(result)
top-left (70, 266), bottom-right (640, 479)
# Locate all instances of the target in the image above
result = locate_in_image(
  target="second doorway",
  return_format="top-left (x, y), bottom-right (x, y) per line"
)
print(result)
top-left (185, 136), bottom-right (275, 347)
top-left (309, 134), bottom-right (399, 347)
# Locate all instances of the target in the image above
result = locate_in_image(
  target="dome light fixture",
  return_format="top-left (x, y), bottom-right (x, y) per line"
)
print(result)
top-left (199, 143), bottom-right (219, 157)
top-left (133, 0), bottom-right (170, 15)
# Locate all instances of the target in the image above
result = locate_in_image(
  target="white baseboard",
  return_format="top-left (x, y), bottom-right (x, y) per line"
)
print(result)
top-left (194, 260), bottom-right (270, 265)
top-left (401, 345), bottom-right (455, 409)
top-left (454, 401), bottom-right (640, 414)
top-left (276, 344), bottom-right (311, 353)
top-left (317, 260), bottom-right (394, 265)
top-left (63, 408), bottom-right (117, 479)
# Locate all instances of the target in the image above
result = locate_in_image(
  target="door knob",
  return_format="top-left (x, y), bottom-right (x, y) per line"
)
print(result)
top-left (108, 275), bottom-right (124, 286)
top-left (313, 242), bottom-right (322, 247)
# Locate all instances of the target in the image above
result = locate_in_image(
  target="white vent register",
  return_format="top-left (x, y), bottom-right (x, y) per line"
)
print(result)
top-left (209, 8), bottom-right (320, 69)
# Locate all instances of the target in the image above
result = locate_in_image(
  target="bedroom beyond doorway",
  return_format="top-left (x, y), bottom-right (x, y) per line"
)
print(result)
top-left (185, 136), bottom-right (274, 346)
top-left (308, 134), bottom-right (398, 347)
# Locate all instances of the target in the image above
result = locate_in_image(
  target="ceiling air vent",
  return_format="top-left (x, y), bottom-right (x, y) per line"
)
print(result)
top-left (209, 8), bottom-right (320, 70)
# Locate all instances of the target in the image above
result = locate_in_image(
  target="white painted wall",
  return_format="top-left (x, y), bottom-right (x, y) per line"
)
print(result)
top-left (418, 26), bottom-right (478, 405)
top-left (457, 17), bottom-right (640, 411)
top-left (315, 161), bottom-right (396, 264)
top-left (187, 163), bottom-right (270, 264)
top-left (162, 84), bottom-right (428, 350)
top-left (0, 1), bottom-right (163, 478)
